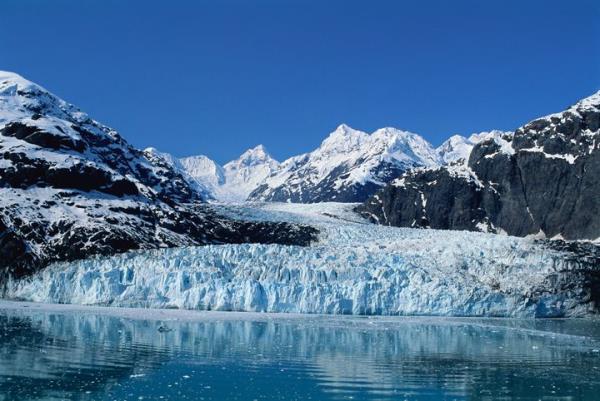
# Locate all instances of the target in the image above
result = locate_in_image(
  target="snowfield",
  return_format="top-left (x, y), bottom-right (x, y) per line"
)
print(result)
top-left (4, 203), bottom-right (594, 317)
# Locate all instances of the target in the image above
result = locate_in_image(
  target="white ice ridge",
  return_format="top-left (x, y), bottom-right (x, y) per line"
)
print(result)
top-left (4, 203), bottom-right (590, 317)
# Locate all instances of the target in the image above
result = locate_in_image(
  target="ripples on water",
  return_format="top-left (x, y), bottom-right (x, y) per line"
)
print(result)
top-left (0, 305), bottom-right (599, 401)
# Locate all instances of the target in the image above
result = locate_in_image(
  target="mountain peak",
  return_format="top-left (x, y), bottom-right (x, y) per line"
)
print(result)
top-left (321, 124), bottom-right (368, 153)
top-left (229, 144), bottom-right (278, 169)
top-left (0, 70), bottom-right (25, 81)
top-left (0, 71), bottom-right (46, 95)
top-left (0, 70), bottom-right (28, 84)
top-left (331, 123), bottom-right (362, 136)
top-left (180, 145), bottom-right (280, 202)
top-left (238, 144), bottom-right (270, 160)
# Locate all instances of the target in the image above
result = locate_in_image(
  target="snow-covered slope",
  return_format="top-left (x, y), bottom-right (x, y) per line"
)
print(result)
top-left (248, 124), bottom-right (441, 203)
top-left (6, 202), bottom-right (598, 317)
top-left (179, 155), bottom-right (225, 189)
top-left (180, 145), bottom-right (280, 202)
top-left (436, 130), bottom-right (513, 164)
top-left (0, 71), bottom-right (316, 277)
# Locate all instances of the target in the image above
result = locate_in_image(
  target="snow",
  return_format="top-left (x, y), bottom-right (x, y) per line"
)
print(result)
top-left (393, 162), bottom-right (484, 190)
top-left (0, 71), bottom-right (221, 269)
top-left (436, 131), bottom-right (514, 165)
top-left (180, 145), bottom-right (280, 202)
top-left (575, 90), bottom-right (600, 112)
top-left (520, 145), bottom-right (578, 164)
top-left (220, 145), bottom-right (280, 201)
top-left (541, 90), bottom-right (600, 121)
top-left (179, 154), bottom-right (226, 187)
top-left (5, 203), bottom-right (590, 317)
top-left (144, 147), bottom-right (214, 199)
top-left (249, 124), bottom-right (442, 201)
top-left (445, 163), bottom-right (485, 187)
top-left (436, 135), bottom-right (473, 164)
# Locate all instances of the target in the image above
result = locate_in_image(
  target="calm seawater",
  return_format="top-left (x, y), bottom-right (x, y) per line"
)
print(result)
top-left (1, 304), bottom-right (600, 401)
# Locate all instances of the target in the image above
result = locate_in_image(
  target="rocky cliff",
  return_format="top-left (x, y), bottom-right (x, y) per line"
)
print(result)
top-left (357, 91), bottom-right (600, 241)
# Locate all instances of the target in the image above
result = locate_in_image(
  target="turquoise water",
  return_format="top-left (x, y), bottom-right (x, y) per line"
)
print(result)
top-left (1, 304), bottom-right (600, 401)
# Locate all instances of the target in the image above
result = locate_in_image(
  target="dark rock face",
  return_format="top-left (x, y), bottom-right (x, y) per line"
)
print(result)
top-left (0, 72), bottom-right (318, 278)
top-left (357, 92), bottom-right (600, 241)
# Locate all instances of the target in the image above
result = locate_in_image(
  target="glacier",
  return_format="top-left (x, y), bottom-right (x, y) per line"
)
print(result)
top-left (3, 203), bottom-right (595, 317)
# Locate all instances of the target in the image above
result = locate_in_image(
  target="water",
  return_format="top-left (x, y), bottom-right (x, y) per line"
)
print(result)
top-left (1, 303), bottom-right (600, 401)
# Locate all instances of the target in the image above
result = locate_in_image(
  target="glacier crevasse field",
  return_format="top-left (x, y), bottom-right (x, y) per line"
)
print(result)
top-left (4, 203), bottom-right (593, 317)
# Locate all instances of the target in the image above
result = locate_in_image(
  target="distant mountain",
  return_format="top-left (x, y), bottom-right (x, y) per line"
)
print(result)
top-left (180, 127), bottom-right (514, 205)
top-left (180, 145), bottom-right (280, 202)
top-left (248, 124), bottom-right (440, 203)
top-left (0, 71), bottom-right (316, 277)
top-left (358, 91), bottom-right (600, 241)
top-left (143, 147), bottom-right (214, 200)
top-left (437, 130), bottom-right (513, 165)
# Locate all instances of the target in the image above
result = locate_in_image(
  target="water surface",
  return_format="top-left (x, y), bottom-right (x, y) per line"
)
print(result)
top-left (1, 302), bottom-right (599, 401)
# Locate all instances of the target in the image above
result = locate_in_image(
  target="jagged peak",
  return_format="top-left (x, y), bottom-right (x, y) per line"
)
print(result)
top-left (239, 144), bottom-right (271, 159)
top-left (320, 124), bottom-right (369, 152)
top-left (329, 123), bottom-right (365, 137)
top-left (226, 144), bottom-right (279, 169)
top-left (335, 123), bottom-right (354, 132)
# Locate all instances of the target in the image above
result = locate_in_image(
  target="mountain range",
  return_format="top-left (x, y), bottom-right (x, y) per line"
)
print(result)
top-left (177, 125), bottom-right (512, 203)
top-left (0, 70), bottom-right (598, 279)
top-left (180, 145), bottom-right (280, 202)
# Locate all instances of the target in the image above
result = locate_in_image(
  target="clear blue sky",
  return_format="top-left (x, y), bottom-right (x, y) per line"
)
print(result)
top-left (1, 0), bottom-right (599, 163)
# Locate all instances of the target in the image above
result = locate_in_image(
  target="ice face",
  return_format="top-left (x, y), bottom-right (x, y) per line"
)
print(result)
top-left (4, 203), bottom-right (593, 317)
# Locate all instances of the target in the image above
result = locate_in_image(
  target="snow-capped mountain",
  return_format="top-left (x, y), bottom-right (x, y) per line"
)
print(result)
top-left (0, 71), bottom-right (316, 277)
top-left (358, 91), bottom-right (600, 241)
top-left (143, 147), bottom-right (215, 200)
top-left (179, 154), bottom-right (225, 190)
top-left (180, 145), bottom-right (280, 202)
top-left (248, 124), bottom-right (441, 203)
top-left (436, 130), bottom-right (513, 164)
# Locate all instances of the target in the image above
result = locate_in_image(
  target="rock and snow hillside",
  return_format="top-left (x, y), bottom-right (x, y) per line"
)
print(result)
top-left (358, 91), bottom-right (600, 241)
top-left (6, 202), bottom-right (599, 317)
top-left (248, 124), bottom-right (441, 203)
top-left (0, 71), bottom-right (316, 277)
top-left (180, 145), bottom-right (280, 202)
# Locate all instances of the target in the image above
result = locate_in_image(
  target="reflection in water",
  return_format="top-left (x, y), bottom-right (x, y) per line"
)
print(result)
top-left (1, 306), bottom-right (599, 401)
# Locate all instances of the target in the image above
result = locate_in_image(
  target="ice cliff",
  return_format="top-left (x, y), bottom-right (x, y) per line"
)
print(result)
top-left (4, 203), bottom-right (597, 317)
